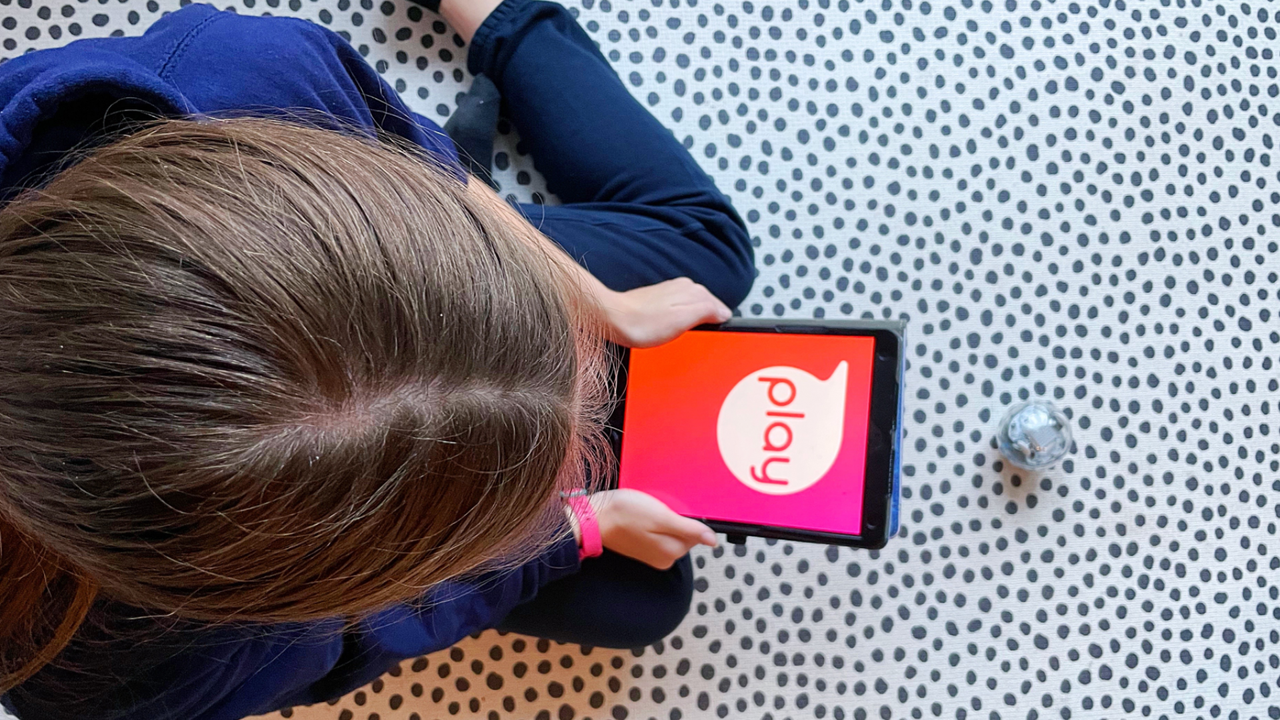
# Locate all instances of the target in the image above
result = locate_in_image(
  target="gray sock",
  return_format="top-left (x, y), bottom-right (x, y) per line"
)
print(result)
top-left (443, 73), bottom-right (501, 189)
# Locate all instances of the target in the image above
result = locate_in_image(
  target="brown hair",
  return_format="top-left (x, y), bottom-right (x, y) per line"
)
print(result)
top-left (0, 117), bottom-right (608, 690)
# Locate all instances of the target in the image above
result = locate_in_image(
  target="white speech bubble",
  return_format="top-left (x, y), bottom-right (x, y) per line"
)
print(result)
top-left (715, 362), bottom-right (848, 495)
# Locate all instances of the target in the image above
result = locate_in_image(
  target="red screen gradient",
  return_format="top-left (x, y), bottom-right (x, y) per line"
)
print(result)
top-left (620, 331), bottom-right (876, 536)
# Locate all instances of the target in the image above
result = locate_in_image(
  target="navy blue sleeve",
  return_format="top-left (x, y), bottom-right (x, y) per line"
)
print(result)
top-left (360, 533), bottom-right (581, 657)
top-left (158, 6), bottom-right (460, 169)
top-left (1, 610), bottom-right (348, 720)
top-left (468, 0), bottom-right (755, 307)
top-left (0, 4), bottom-right (462, 194)
top-left (273, 533), bottom-right (583, 709)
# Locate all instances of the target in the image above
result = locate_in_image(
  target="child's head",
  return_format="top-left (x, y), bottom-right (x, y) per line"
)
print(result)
top-left (0, 118), bottom-right (607, 688)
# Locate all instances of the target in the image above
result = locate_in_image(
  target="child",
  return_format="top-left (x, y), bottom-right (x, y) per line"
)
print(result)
top-left (0, 0), bottom-right (754, 718)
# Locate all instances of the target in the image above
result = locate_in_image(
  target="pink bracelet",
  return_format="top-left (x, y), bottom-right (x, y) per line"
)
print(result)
top-left (562, 492), bottom-right (603, 561)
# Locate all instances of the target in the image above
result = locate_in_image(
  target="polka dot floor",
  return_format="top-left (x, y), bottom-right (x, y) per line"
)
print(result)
top-left (4, 0), bottom-right (1280, 719)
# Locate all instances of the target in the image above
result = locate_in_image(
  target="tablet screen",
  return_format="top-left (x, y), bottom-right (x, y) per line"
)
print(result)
top-left (620, 330), bottom-right (877, 537)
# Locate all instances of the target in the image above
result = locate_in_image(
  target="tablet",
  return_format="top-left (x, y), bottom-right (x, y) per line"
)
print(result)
top-left (617, 319), bottom-right (904, 549)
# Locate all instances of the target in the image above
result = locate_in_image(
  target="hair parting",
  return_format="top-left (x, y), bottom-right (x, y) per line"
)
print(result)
top-left (0, 116), bottom-right (610, 691)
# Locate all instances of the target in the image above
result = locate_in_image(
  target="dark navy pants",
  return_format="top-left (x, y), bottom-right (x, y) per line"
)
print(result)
top-left (497, 551), bottom-right (694, 648)
top-left (467, 0), bottom-right (755, 306)
top-left (469, 0), bottom-right (751, 648)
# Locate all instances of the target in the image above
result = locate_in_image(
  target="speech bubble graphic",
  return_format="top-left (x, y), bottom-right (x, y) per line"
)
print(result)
top-left (715, 361), bottom-right (848, 495)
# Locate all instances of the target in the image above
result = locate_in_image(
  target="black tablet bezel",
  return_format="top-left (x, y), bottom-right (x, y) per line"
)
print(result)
top-left (612, 318), bottom-right (904, 549)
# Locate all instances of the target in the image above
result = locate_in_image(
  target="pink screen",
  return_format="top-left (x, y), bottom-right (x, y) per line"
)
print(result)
top-left (619, 331), bottom-right (876, 536)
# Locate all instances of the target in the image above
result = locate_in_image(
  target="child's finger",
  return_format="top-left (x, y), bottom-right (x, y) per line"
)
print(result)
top-left (644, 534), bottom-right (693, 569)
top-left (695, 299), bottom-right (732, 324)
top-left (660, 514), bottom-right (718, 546)
top-left (676, 297), bottom-right (731, 328)
top-left (656, 527), bottom-right (717, 550)
top-left (672, 282), bottom-right (730, 315)
top-left (693, 288), bottom-right (733, 323)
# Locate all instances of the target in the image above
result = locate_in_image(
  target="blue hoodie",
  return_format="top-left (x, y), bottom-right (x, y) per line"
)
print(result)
top-left (0, 3), bottom-right (458, 193)
top-left (0, 5), bottom-right (581, 720)
top-left (1, 0), bottom-right (759, 714)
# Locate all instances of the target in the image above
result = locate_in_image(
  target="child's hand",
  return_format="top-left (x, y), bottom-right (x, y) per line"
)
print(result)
top-left (554, 251), bottom-right (731, 348)
top-left (588, 489), bottom-right (717, 569)
top-left (600, 278), bottom-right (732, 349)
